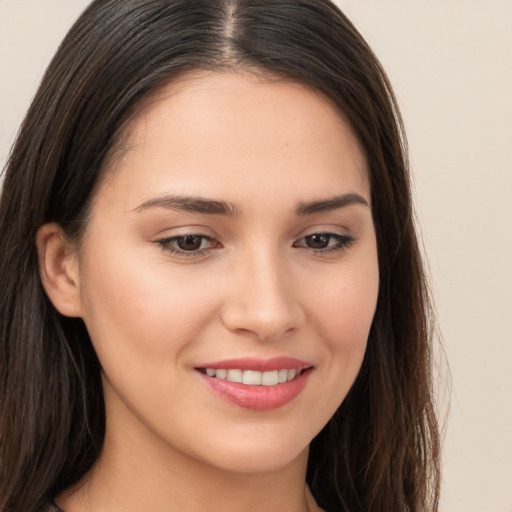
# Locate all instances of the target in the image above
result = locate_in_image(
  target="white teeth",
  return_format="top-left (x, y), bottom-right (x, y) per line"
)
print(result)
top-left (204, 368), bottom-right (302, 385)
top-left (278, 368), bottom-right (288, 383)
top-left (227, 369), bottom-right (242, 383)
top-left (242, 370), bottom-right (262, 385)
top-left (261, 370), bottom-right (279, 386)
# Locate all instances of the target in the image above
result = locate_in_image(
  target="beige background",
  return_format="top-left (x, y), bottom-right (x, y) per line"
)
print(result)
top-left (1, 1), bottom-right (511, 511)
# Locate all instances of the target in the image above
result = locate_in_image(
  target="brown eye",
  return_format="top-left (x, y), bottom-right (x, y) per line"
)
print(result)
top-left (158, 234), bottom-right (218, 256)
top-left (304, 234), bottom-right (330, 249)
top-left (293, 232), bottom-right (356, 254)
top-left (176, 235), bottom-right (203, 251)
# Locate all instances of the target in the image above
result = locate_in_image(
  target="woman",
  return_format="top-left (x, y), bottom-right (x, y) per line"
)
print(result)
top-left (0, 1), bottom-right (440, 511)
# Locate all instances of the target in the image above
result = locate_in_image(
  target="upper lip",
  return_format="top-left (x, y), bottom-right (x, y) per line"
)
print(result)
top-left (196, 356), bottom-right (313, 372)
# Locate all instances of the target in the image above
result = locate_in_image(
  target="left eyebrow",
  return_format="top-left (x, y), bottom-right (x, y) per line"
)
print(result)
top-left (133, 195), bottom-right (240, 216)
top-left (296, 193), bottom-right (369, 216)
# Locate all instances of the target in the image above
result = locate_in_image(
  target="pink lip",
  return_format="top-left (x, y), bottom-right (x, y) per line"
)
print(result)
top-left (196, 357), bottom-right (313, 411)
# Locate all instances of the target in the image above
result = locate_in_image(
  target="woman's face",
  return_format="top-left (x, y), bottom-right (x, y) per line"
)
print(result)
top-left (74, 71), bottom-right (379, 474)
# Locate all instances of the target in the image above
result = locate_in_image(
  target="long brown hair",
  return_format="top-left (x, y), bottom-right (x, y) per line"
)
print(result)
top-left (0, 1), bottom-right (440, 510)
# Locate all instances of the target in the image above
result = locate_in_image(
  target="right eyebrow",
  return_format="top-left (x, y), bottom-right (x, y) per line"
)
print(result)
top-left (133, 194), bottom-right (240, 217)
top-left (295, 193), bottom-right (370, 216)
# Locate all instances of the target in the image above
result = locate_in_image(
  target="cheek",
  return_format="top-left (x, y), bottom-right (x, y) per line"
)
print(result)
top-left (313, 262), bottom-right (379, 347)
top-left (78, 246), bottom-right (220, 378)
top-left (306, 254), bottom-right (379, 396)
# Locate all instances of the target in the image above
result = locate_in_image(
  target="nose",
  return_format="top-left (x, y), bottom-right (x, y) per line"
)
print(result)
top-left (220, 248), bottom-right (304, 342)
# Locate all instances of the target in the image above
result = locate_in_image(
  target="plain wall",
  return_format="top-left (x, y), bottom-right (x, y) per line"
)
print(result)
top-left (1, 1), bottom-right (511, 511)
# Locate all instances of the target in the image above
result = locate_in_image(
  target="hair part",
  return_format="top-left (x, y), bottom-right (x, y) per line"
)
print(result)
top-left (0, 1), bottom-right (440, 511)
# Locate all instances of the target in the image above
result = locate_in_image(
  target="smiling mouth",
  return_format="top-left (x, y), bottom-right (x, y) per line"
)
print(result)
top-left (197, 367), bottom-right (309, 386)
top-left (196, 358), bottom-right (314, 410)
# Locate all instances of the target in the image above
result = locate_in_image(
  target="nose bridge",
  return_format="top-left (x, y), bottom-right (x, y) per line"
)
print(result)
top-left (221, 243), bottom-right (303, 341)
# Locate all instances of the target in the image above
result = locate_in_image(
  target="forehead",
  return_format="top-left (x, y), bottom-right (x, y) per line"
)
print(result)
top-left (101, 70), bottom-right (369, 210)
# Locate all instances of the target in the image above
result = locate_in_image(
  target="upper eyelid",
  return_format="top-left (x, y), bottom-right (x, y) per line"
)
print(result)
top-left (157, 228), bottom-right (346, 238)
top-left (153, 225), bottom-right (216, 237)
top-left (297, 224), bottom-right (351, 235)
top-left (156, 227), bottom-right (352, 242)
top-left (153, 220), bottom-right (351, 235)
top-left (296, 232), bottom-right (351, 241)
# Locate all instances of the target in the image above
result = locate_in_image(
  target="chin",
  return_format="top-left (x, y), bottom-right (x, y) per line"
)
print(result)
top-left (184, 424), bottom-right (312, 475)
top-left (204, 444), bottom-right (308, 475)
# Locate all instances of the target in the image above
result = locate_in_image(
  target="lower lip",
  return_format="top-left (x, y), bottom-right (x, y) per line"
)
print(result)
top-left (197, 369), bottom-right (312, 411)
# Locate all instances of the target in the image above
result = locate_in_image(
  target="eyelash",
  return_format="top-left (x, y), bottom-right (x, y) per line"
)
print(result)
top-left (157, 234), bottom-right (219, 258)
top-left (292, 233), bottom-right (356, 254)
top-left (157, 232), bottom-right (356, 258)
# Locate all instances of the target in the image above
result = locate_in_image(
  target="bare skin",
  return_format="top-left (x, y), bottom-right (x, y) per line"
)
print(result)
top-left (38, 71), bottom-right (378, 511)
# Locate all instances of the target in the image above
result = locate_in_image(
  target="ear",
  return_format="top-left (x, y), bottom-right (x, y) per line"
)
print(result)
top-left (36, 223), bottom-right (83, 317)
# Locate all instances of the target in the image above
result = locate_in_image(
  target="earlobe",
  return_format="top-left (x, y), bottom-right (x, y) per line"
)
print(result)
top-left (35, 223), bottom-right (83, 318)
